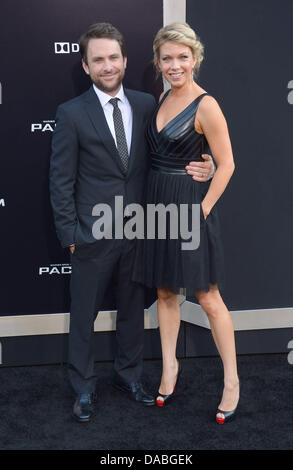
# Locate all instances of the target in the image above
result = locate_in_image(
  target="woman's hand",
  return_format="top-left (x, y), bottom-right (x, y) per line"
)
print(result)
top-left (185, 154), bottom-right (215, 181)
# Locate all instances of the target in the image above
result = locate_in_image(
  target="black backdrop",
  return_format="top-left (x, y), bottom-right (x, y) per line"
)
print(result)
top-left (186, 0), bottom-right (293, 310)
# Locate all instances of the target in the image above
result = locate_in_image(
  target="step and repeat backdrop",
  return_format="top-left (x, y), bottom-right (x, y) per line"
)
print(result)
top-left (0, 0), bottom-right (162, 365)
top-left (0, 0), bottom-right (293, 365)
top-left (0, 0), bottom-right (162, 318)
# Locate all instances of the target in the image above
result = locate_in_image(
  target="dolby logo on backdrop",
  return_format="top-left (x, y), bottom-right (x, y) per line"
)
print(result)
top-left (0, 199), bottom-right (5, 207)
top-left (54, 42), bottom-right (79, 54)
top-left (39, 264), bottom-right (72, 275)
top-left (31, 120), bottom-right (55, 133)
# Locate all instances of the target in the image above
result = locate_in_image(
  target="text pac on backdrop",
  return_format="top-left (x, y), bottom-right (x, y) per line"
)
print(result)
top-left (0, 0), bottom-right (162, 316)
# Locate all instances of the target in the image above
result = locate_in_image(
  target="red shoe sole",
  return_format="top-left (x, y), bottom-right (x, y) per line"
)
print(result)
top-left (216, 417), bottom-right (225, 424)
top-left (156, 399), bottom-right (165, 407)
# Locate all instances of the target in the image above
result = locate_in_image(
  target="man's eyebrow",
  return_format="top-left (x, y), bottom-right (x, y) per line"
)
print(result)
top-left (91, 54), bottom-right (120, 60)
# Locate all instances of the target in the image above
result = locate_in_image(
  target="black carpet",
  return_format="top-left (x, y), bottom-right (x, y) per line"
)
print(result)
top-left (0, 353), bottom-right (292, 450)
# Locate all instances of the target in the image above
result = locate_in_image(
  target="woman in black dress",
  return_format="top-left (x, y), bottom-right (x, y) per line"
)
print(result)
top-left (133, 23), bottom-right (239, 423)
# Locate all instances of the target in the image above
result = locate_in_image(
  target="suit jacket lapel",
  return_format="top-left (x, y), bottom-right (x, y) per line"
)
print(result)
top-left (83, 87), bottom-right (126, 174)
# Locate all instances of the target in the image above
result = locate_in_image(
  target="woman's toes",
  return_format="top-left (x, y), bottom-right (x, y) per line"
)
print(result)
top-left (156, 395), bottom-right (165, 406)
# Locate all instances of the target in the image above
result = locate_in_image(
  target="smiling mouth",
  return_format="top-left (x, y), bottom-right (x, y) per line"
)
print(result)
top-left (169, 72), bottom-right (184, 78)
top-left (101, 73), bottom-right (118, 80)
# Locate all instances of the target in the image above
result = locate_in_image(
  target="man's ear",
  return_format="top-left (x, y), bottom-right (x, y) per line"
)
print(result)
top-left (124, 56), bottom-right (127, 69)
top-left (82, 59), bottom-right (90, 75)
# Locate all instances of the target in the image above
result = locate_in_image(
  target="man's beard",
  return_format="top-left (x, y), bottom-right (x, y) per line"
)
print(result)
top-left (92, 71), bottom-right (124, 94)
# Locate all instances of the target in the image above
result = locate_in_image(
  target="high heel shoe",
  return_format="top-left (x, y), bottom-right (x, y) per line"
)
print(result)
top-left (156, 360), bottom-right (182, 407)
top-left (216, 381), bottom-right (240, 424)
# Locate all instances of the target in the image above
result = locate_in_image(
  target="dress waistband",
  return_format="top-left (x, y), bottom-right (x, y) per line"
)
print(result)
top-left (151, 152), bottom-right (190, 175)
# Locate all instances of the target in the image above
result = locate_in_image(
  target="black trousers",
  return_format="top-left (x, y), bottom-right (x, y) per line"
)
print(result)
top-left (68, 236), bottom-right (145, 394)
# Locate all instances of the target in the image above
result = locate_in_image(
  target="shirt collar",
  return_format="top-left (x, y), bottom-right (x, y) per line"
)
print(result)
top-left (93, 84), bottom-right (126, 108)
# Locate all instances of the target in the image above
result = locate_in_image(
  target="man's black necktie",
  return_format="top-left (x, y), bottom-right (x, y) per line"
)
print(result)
top-left (109, 98), bottom-right (129, 171)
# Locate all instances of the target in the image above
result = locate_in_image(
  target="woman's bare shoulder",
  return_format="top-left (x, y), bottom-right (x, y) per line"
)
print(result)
top-left (200, 94), bottom-right (220, 108)
top-left (198, 94), bottom-right (224, 119)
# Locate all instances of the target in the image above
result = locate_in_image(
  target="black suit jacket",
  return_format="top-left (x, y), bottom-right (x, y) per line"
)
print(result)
top-left (50, 86), bottom-right (156, 249)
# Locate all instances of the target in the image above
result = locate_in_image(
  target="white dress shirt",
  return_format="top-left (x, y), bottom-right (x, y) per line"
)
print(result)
top-left (93, 84), bottom-right (133, 154)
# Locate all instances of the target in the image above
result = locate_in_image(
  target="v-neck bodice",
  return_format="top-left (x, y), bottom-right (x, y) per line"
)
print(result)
top-left (147, 90), bottom-right (210, 173)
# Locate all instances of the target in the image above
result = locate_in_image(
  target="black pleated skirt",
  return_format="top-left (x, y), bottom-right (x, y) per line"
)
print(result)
top-left (131, 169), bottom-right (225, 295)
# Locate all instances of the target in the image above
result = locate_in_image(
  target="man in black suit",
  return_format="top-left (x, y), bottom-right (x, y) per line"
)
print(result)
top-left (50, 23), bottom-right (214, 422)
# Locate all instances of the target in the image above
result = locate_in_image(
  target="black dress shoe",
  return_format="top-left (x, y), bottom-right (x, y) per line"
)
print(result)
top-left (72, 393), bottom-right (96, 422)
top-left (113, 380), bottom-right (155, 406)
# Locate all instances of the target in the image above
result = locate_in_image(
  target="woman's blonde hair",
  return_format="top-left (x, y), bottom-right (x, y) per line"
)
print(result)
top-left (153, 22), bottom-right (204, 79)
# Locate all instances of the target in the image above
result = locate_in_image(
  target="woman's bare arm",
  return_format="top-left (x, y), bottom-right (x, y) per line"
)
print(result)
top-left (197, 96), bottom-right (235, 217)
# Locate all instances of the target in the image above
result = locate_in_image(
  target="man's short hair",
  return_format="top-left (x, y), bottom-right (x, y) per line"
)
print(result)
top-left (79, 22), bottom-right (126, 64)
